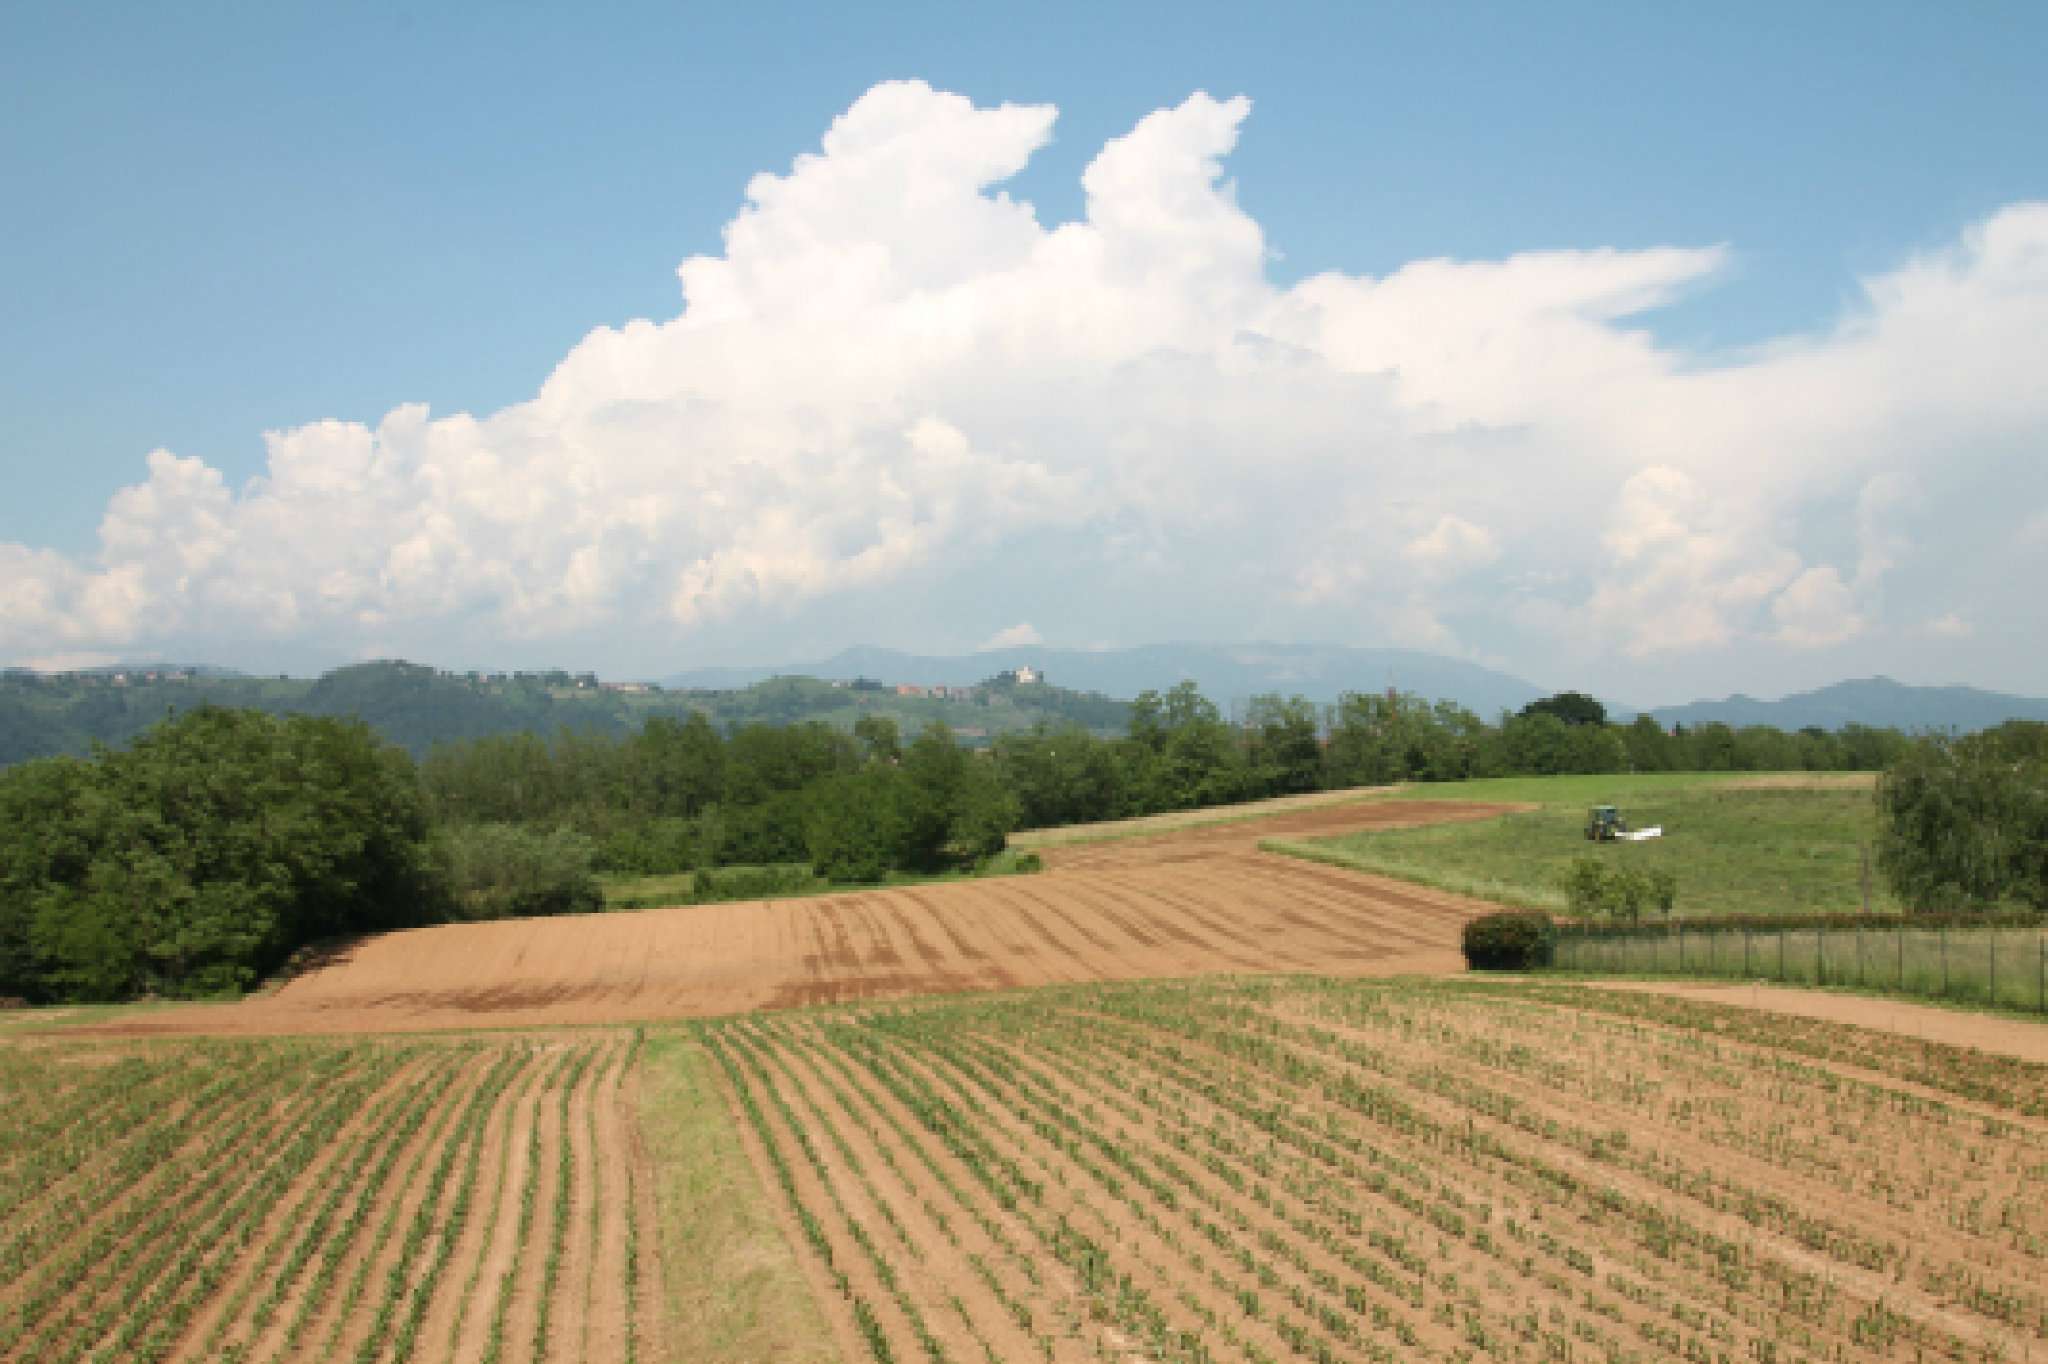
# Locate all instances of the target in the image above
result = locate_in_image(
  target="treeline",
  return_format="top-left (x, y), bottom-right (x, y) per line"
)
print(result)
top-left (0, 659), bottom-right (1131, 765)
top-left (421, 683), bottom-right (1908, 872)
top-left (0, 683), bottom-right (1919, 1004)
top-left (993, 685), bottom-right (1908, 828)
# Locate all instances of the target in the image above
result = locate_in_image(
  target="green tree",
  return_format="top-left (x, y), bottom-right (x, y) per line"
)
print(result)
top-left (628, 713), bottom-right (726, 816)
top-left (0, 757), bottom-right (94, 999)
top-left (4, 707), bottom-right (440, 1001)
top-left (805, 769), bottom-right (906, 882)
top-left (1621, 714), bottom-right (1674, 772)
top-left (1519, 691), bottom-right (1608, 726)
top-left (1243, 694), bottom-right (1323, 796)
top-left (1877, 722), bottom-right (2048, 912)
top-left (853, 713), bottom-right (902, 765)
top-left (991, 725), bottom-right (1126, 828)
top-left (898, 722), bottom-right (1017, 869)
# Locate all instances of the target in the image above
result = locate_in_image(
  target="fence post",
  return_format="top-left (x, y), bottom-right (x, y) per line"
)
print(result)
top-left (2039, 935), bottom-right (2045, 1015)
top-left (1778, 927), bottom-right (1786, 982)
top-left (1941, 920), bottom-right (1949, 998)
top-left (1897, 919), bottom-right (1904, 991)
top-left (1744, 925), bottom-right (1751, 977)
top-left (1678, 923), bottom-right (1685, 973)
top-left (1817, 926), bottom-right (1825, 986)
top-left (1856, 920), bottom-right (1864, 988)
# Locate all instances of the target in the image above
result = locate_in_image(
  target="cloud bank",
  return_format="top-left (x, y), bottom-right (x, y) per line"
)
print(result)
top-left (6, 81), bottom-right (2047, 697)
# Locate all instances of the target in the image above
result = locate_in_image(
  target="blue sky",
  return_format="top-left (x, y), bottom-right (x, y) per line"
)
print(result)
top-left (4, 3), bottom-right (2045, 701)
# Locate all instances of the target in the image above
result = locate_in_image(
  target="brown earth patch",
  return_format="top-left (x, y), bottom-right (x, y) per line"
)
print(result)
top-left (69, 799), bottom-right (1518, 1037)
top-left (1590, 978), bottom-right (2048, 1063)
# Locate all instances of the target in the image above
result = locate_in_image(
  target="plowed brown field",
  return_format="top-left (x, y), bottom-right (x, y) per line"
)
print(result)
top-left (84, 798), bottom-right (1514, 1037)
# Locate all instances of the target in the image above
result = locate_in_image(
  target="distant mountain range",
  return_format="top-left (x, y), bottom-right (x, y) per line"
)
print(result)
top-left (1647, 676), bottom-right (2048, 733)
top-left (667, 642), bottom-right (1546, 718)
top-left (671, 646), bottom-right (2048, 734)
top-left (6, 651), bottom-right (2043, 770)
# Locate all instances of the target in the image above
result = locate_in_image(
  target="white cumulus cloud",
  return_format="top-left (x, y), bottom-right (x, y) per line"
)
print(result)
top-left (3, 80), bottom-right (2046, 698)
top-left (980, 622), bottom-right (1044, 651)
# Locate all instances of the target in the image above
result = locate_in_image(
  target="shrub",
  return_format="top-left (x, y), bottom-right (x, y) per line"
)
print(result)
top-left (688, 863), bottom-right (818, 903)
top-left (439, 823), bottom-right (603, 921)
top-left (1563, 856), bottom-right (1677, 923)
top-left (1564, 857), bottom-right (1614, 917)
top-left (1461, 911), bottom-right (1556, 971)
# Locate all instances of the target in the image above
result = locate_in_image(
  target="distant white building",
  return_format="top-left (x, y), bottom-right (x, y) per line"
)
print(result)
top-left (1014, 665), bottom-right (1042, 685)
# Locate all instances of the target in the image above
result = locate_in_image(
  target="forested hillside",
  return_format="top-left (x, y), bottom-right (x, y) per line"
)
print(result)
top-left (0, 659), bottom-right (1129, 765)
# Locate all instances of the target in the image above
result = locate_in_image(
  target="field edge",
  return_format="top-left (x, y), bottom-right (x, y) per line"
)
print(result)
top-left (640, 1029), bottom-right (845, 1364)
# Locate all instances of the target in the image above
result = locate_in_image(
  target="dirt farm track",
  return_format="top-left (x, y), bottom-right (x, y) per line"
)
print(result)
top-left (82, 798), bottom-right (1514, 1036)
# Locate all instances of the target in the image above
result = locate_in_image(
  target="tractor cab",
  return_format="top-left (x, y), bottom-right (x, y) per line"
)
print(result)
top-left (1584, 805), bottom-right (1628, 841)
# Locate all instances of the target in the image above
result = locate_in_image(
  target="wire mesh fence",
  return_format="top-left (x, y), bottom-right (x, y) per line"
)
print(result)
top-left (1550, 914), bottom-right (2048, 1013)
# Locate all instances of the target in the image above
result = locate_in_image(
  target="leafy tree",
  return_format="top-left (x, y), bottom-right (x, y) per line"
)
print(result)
top-left (897, 722), bottom-right (1017, 869)
top-left (805, 769), bottom-right (906, 882)
top-left (1125, 682), bottom-right (1246, 810)
top-left (0, 757), bottom-right (94, 999)
top-left (1493, 711), bottom-right (1574, 776)
top-left (1519, 691), bottom-right (1608, 726)
top-left (628, 713), bottom-right (726, 816)
top-left (853, 713), bottom-right (902, 765)
top-left (1877, 721), bottom-right (2048, 912)
top-left (1243, 694), bottom-right (1322, 796)
top-left (1621, 714), bottom-right (1674, 772)
top-left (3, 707), bottom-right (440, 1000)
top-left (1326, 691), bottom-right (1486, 786)
top-left (991, 726), bottom-right (1126, 828)
top-left (722, 722), bottom-right (858, 806)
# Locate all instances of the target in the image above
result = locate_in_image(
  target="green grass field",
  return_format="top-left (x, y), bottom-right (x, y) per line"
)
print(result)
top-left (1267, 772), bottom-right (1893, 918)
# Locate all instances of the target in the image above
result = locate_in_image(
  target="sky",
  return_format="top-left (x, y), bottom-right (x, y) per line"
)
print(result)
top-left (3, 2), bottom-right (2045, 705)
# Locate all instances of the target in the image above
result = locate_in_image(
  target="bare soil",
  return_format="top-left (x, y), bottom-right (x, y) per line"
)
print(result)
top-left (1593, 978), bottom-right (2048, 1063)
top-left (74, 799), bottom-right (1511, 1037)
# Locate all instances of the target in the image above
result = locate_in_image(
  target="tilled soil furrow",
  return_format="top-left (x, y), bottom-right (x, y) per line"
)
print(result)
top-left (498, 1043), bottom-right (601, 1364)
top-left (166, 1046), bottom-right (439, 1363)
top-left (0, 1048), bottom-right (335, 1364)
top-left (1304, 993), bottom-right (2048, 1345)
top-left (774, 1018), bottom-right (1095, 1362)
top-left (537, 1039), bottom-right (615, 1364)
top-left (446, 1051), bottom-right (557, 1364)
top-left (876, 1021), bottom-right (1303, 1361)
top-left (248, 1049), bottom-right (489, 1364)
top-left (309, 1049), bottom-right (499, 1364)
top-left (749, 1019), bottom-right (1056, 1364)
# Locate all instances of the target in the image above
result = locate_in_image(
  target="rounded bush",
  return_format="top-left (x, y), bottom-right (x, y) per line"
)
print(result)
top-left (1461, 911), bottom-right (1557, 971)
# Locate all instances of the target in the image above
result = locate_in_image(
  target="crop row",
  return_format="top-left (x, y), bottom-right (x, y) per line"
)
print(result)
top-left (705, 976), bottom-right (2047, 1364)
top-left (0, 1031), bottom-right (647, 1364)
